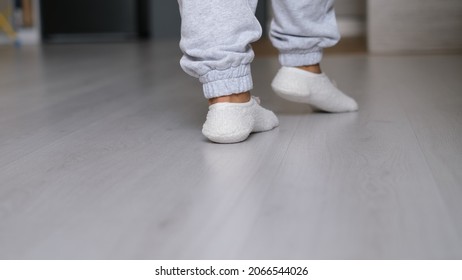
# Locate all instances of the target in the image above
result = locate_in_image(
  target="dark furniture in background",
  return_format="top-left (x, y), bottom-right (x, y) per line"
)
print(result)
top-left (40, 0), bottom-right (138, 43)
top-left (40, 0), bottom-right (268, 43)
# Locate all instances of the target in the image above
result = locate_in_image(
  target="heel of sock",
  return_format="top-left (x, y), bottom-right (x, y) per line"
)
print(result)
top-left (202, 98), bottom-right (279, 144)
top-left (271, 67), bottom-right (312, 103)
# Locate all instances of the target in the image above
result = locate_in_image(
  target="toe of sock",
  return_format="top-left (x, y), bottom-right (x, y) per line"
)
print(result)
top-left (346, 98), bottom-right (359, 112)
top-left (272, 67), bottom-right (359, 113)
top-left (253, 107), bottom-right (279, 132)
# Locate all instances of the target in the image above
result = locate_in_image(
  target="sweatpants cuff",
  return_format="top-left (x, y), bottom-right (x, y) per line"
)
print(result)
top-left (200, 65), bottom-right (253, 99)
top-left (279, 50), bottom-right (323, 67)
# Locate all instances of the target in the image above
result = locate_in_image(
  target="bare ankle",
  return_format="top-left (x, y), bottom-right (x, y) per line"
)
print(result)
top-left (297, 64), bottom-right (322, 74)
top-left (208, 91), bottom-right (251, 105)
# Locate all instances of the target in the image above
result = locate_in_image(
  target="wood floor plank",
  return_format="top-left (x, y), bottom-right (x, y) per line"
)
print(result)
top-left (0, 44), bottom-right (184, 167)
top-left (382, 55), bottom-right (462, 235)
top-left (237, 56), bottom-right (462, 259)
top-left (0, 43), bottom-right (461, 259)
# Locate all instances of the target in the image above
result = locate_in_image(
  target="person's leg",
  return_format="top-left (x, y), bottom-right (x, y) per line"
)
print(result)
top-left (178, 0), bottom-right (279, 143)
top-left (269, 0), bottom-right (358, 113)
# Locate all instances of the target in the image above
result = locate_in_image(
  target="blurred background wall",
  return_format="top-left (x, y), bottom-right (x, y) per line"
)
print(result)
top-left (335, 0), bottom-right (366, 38)
top-left (1, 0), bottom-right (461, 53)
top-left (368, 0), bottom-right (462, 53)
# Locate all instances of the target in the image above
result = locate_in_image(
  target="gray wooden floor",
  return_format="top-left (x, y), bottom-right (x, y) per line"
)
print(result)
top-left (0, 42), bottom-right (461, 259)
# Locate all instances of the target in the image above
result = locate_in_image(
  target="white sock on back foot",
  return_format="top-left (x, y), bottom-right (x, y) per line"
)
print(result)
top-left (202, 96), bottom-right (279, 144)
top-left (271, 66), bottom-right (358, 113)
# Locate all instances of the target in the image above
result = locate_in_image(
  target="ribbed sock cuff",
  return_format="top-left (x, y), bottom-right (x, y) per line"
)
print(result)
top-left (200, 65), bottom-right (253, 99)
top-left (279, 50), bottom-right (323, 67)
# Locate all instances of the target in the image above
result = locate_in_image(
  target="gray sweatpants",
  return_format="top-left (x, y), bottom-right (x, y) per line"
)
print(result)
top-left (178, 0), bottom-right (340, 99)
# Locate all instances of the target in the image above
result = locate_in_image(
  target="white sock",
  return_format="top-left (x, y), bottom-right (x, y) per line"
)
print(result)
top-left (202, 96), bottom-right (279, 144)
top-left (271, 66), bottom-right (358, 113)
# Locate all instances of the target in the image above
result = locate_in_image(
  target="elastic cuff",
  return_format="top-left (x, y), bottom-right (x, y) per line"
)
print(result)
top-left (279, 50), bottom-right (323, 67)
top-left (200, 65), bottom-right (253, 99)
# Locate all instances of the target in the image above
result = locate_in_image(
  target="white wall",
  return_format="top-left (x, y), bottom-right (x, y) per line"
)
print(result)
top-left (336, 0), bottom-right (366, 17)
top-left (335, 0), bottom-right (366, 37)
top-left (368, 0), bottom-right (462, 53)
